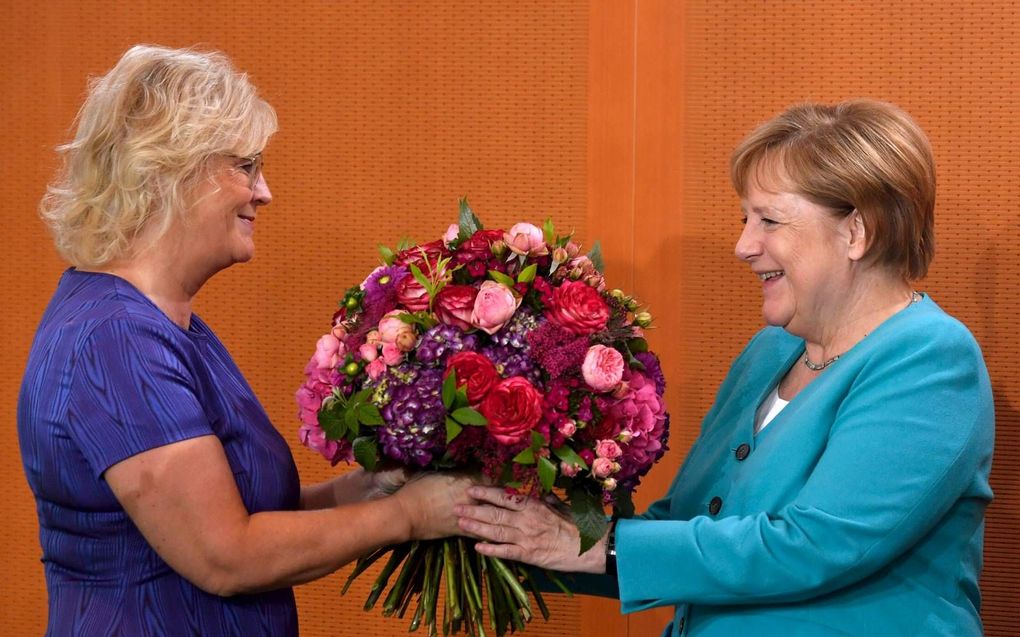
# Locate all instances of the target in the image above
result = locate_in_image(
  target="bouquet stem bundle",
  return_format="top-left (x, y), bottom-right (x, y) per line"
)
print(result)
top-left (344, 538), bottom-right (568, 637)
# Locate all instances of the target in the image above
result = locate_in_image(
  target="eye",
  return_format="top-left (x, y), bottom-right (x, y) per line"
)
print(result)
top-left (236, 160), bottom-right (256, 175)
top-left (740, 216), bottom-right (748, 226)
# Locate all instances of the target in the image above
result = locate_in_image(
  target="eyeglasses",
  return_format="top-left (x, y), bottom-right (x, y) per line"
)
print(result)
top-left (230, 153), bottom-right (264, 189)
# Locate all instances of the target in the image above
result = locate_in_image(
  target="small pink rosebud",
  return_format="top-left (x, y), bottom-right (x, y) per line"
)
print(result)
top-left (596, 439), bottom-right (623, 460)
top-left (443, 223), bottom-right (460, 247)
top-left (592, 457), bottom-right (615, 479)
top-left (560, 462), bottom-right (580, 478)
top-left (381, 342), bottom-right (404, 366)
top-left (552, 246), bottom-right (569, 263)
top-left (504, 222), bottom-right (549, 257)
top-left (558, 420), bottom-right (577, 437)
top-left (365, 329), bottom-right (382, 345)
top-left (565, 241), bottom-right (580, 258)
top-left (395, 329), bottom-right (417, 352)
top-left (331, 324), bottom-right (349, 340)
top-left (366, 358), bottom-right (386, 380)
top-left (359, 342), bottom-right (379, 362)
top-left (617, 429), bottom-right (635, 444)
top-left (602, 477), bottom-right (618, 491)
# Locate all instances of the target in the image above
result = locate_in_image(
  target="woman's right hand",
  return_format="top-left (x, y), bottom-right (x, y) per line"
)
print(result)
top-left (391, 473), bottom-right (476, 540)
top-left (455, 486), bottom-right (608, 573)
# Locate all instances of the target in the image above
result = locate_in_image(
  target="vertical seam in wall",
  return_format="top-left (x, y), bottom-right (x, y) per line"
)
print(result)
top-left (629, 0), bottom-right (639, 293)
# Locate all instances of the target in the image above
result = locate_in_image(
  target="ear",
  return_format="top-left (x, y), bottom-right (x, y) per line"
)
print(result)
top-left (846, 210), bottom-right (868, 261)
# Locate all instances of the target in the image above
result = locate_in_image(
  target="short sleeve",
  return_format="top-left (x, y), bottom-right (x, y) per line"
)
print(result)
top-left (67, 318), bottom-right (214, 478)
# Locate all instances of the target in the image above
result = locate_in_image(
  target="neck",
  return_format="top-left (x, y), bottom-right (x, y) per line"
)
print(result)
top-left (96, 247), bottom-right (211, 330)
top-left (801, 274), bottom-right (915, 365)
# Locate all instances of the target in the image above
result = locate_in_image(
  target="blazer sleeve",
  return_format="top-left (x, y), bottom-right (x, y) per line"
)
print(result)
top-left (615, 314), bottom-right (994, 611)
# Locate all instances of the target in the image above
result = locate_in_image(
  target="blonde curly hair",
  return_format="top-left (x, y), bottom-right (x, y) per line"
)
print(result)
top-left (40, 44), bottom-right (277, 268)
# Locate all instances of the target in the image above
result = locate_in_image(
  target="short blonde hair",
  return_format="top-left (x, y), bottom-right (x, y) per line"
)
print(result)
top-left (731, 99), bottom-right (936, 281)
top-left (40, 44), bottom-right (277, 268)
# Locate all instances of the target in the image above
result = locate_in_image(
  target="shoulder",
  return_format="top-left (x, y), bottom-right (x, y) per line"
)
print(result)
top-left (865, 295), bottom-right (986, 368)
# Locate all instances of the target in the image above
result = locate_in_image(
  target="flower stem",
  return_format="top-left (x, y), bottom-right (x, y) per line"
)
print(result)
top-left (382, 541), bottom-right (422, 616)
top-left (341, 546), bottom-right (389, 595)
top-left (443, 539), bottom-right (463, 623)
top-left (365, 543), bottom-right (410, 610)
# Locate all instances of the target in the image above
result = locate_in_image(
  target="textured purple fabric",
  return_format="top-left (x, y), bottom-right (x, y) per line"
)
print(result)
top-left (18, 269), bottom-right (301, 636)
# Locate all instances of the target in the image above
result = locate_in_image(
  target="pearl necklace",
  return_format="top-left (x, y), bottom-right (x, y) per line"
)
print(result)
top-left (802, 291), bottom-right (922, 372)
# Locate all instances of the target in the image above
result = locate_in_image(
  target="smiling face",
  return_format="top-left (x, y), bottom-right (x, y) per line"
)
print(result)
top-left (734, 176), bottom-right (858, 341)
top-left (180, 155), bottom-right (273, 276)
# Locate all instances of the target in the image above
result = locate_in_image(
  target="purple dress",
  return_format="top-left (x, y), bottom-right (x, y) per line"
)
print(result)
top-left (18, 269), bottom-right (301, 636)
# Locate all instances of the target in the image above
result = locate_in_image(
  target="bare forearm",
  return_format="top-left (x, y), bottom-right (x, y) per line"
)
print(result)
top-left (299, 469), bottom-right (374, 510)
top-left (209, 496), bottom-right (410, 595)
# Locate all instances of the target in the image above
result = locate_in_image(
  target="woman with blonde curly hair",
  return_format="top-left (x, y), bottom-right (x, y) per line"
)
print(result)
top-left (19, 44), bottom-right (469, 636)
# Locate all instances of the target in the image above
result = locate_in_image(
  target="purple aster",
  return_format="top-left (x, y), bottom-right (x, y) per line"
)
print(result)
top-left (361, 265), bottom-right (409, 311)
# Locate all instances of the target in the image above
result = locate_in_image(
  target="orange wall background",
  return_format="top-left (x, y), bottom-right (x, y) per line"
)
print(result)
top-left (2, 2), bottom-right (1017, 636)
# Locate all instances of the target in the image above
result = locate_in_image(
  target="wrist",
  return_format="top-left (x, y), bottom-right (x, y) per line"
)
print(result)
top-left (603, 518), bottom-right (618, 577)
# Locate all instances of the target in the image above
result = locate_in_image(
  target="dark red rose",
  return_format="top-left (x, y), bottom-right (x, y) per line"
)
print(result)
top-left (434, 285), bottom-right (478, 331)
top-left (395, 240), bottom-right (449, 270)
top-left (454, 229), bottom-right (504, 278)
top-left (545, 280), bottom-right (610, 336)
top-left (478, 377), bottom-right (544, 446)
top-left (396, 276), bottom-right (430, 311)
top-left (445, 351), bottom-right (500, 404)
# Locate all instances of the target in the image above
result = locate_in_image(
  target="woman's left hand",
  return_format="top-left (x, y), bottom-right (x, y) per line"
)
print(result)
top-left (456, 486), bottom-right (608, 574)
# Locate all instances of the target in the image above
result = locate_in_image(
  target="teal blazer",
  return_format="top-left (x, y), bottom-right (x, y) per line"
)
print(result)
top-left (610, 296), bottom-right (993, 636)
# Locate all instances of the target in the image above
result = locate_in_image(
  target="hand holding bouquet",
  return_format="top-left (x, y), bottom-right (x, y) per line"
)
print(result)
top-left (297, 201), bottom-right (669, 636)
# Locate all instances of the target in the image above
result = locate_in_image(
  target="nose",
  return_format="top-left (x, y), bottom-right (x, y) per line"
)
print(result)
top-left (734, 221), bottom-right (761, 261)
top-left (251, 172), bottom-right (272, 205)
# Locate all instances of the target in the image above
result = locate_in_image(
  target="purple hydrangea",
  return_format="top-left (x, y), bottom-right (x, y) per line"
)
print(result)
top-left (415, 323), bottom-right (481, 367)
top-left (376, 365), bottom-right (447, 467)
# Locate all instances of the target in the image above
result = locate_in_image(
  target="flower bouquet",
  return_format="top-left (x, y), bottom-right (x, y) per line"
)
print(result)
top-left (296, 200), bottom-right (669, 636)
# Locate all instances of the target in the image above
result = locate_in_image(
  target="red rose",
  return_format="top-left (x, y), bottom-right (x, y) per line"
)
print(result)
top-left (434, 285), bottom-right (478, 331)
top-left (395, 239), bottom-right (449, 270)
top-left (396, 276), bottom-right (430, 311)
top-left (478, 377), bottom-right (544, 446)
top-left (445, 351), bottom-right (500, 404)
top-left (454, 229), bottom-right (505, 278)
top-left (545, 280), bottom-right (610, 336)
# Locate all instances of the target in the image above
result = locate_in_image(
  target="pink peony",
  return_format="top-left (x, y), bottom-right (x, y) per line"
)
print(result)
top-left (470, 281), bottom-right (521, 335)
top-left (582, 345), bottom-right (624, 392)
top-left (504, 222), bottom-right (549, 257)
top-left (378, 311), bottom-right (416, 352)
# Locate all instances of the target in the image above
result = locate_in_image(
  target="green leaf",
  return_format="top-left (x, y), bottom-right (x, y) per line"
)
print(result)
top-left (569, 488), bottom-right (610, 554)
top-left (353, 436), bottom-right (379, 471)
top-left (458, 198), bottom-right (483, 239)
top-left (531, 430), bottom-right (547, 450)
top-left (512, 447), bottom-right (536, 464)
top-left (317, 404), bottom-right (347, 440)
top-left (487, 269), bottom-right (516, 288)
top-left (542, 218), bottom-right (556, 244)
top-left (587, 240), bottom-right (605, 273)
top-left (445, 417), bottom-right (463, 444)
top-left (627, 337), bottom-right (649, 353)
top-left (408, 262), bottom-right (433, 296)
top-left (537, 456), bottom-right (557, 492)
top-left (344, 407), bottom-right (360, 437)
top-left (552, 445), bottom-right (589, 470)
top-left (614, 491), bottom-right (636, 519)
top-left (358, 404), bottom-right (384, 426)
top-left (517, 263), bottom-right (538, 284)
top-left (451, 407), bottom-right (488, 426)
top-left (441, 369), bottom-right (457, 410)
top-left (452, 386), bottom-right (470, 410)
top-left (378, 244), bottom-right (396, 266)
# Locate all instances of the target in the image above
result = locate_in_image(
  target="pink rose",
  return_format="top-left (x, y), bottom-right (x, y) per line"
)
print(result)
top-left (592, 457), bottom-right (615, 479)
top-left (359, 342), bottom-right (378, 362)
top-left (366, 358), bottom-right (386, 380)
top-left (560, 462), bottom-right (581, 478)
top-left (471, 281), bottom-right (521, 335)
top-left (503, 222), bottom-right (549, 257)
top-left (596, 439), bottom-right (623, 460)
top-left (558, 420), bottom-right (577, 438)
top-left (546, 281), bottom-right (610, 336)
top-left (582, 345), bottom-right (624, 392)
top-left (434, 285), bottom-right (478, 331)
top-left (312, 334), bottom-right (345, 371)
top-left (381, 342), bottom-right (404, 366)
